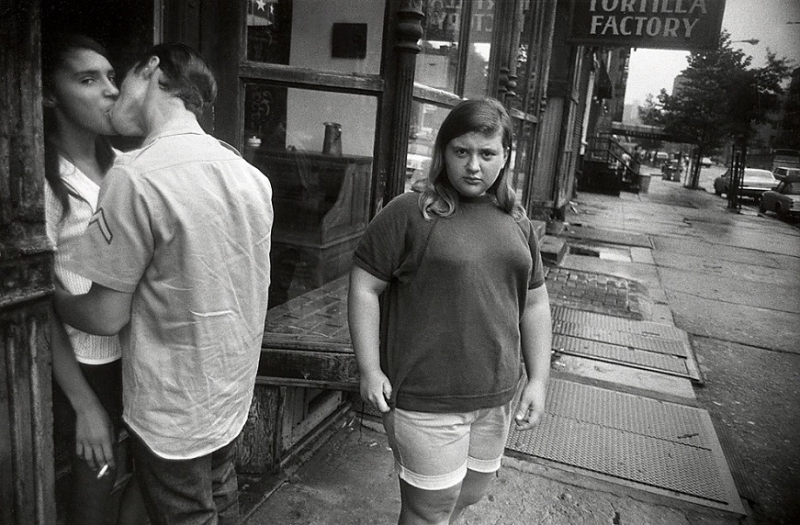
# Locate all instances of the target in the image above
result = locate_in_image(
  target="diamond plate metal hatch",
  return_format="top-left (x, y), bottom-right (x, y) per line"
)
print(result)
top-left (550, 306), bottom-right (703, 383)
top-left (553, 334), bottom-right (690, 376)
top-left (552, 306), bottom-right (686, 340)
top-left (506, 378), bottom-right (744, 514)
top-left (553, 320), bottom-right (687, 355)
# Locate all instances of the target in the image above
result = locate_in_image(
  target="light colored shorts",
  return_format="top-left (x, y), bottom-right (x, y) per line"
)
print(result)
top-left (382, 401), bottom-right (513, 490)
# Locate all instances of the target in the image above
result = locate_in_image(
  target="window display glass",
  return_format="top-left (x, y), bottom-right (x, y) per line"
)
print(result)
top-left (415, 1), bottom-right (463, 92)
top-left (512, 119), bottom-right (534, 196)
top-left (508, 2), bottom-right (537, 114)
top-left (246, 0), bottom-right (384, 76)
top-left (406, 101), bottom-right (451, 193)
top-left (462, 1), bottom-right (494, 99)
top-left (243, 82), bottom-right (376, 309)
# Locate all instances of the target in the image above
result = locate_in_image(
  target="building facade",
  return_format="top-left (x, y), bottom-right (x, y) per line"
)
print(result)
top-left (1, 1), bottom-right (607, 521)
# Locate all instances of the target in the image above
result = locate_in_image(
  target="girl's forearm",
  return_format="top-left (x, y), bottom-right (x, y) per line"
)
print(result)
top-left (348, 282), bottom-right (382, 374)
top-left (347, 267), bottom-right (390, 372)
top-left (49, 306), bottom-right (102, 413)
top-left (520, 286), bottom-right (552, 383)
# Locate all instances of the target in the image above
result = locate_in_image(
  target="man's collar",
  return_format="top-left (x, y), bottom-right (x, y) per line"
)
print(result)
top-left (142, 119), bottom-right (205, 147)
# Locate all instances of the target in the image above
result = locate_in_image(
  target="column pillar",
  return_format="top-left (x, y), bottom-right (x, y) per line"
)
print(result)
top-left (384, 0), bottom-right (424, 202)
top-left (1, 1), bottom-right (57, 523)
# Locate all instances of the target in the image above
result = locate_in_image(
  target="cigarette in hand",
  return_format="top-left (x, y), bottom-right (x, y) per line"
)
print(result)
top-left (96, 463), bottom-right (109, 479)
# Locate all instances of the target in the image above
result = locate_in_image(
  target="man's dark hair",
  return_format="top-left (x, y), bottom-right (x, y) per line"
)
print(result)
top-left (135, 43), bottom-right (217, 118)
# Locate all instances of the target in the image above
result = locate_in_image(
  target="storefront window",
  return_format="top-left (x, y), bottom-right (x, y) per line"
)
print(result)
top-left (406, 101), bottom-right (451, 192)
top-left (462, 1), bottom-right (494, 99)
top-left (513, 119), bottom-right (535, 196)
top-left (246, 0), bottom-right (384, 76)
top-left (416, 1), bottom-right (463, 92)
top-left (508, 2), bottom-right (537, 114)
top-left (243, 82), bottom-right (376, 308)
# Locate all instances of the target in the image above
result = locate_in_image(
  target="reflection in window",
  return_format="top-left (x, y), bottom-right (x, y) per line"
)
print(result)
top-left (416, 1), bottom-right (462, 92)
top-left (512, 120), bottom-right (534, 197)
top-left (416, 1), bottom-right (496, 98)
top-left (243, 83), bottom-right (376, 307)
top-left (508, 2), bottom-right (537, 114)
top-left (406, 101), bottom-right (451, 193)
top-left (462, 1), bottom-right (494, 99)
top-left (246, 0), bottom-right (384, 76)
top-left (246, 0), bottom-right (291, 63)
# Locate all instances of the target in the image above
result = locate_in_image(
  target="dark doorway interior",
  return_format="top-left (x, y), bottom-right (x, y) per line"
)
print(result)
top-left (41, 0), bottom-right (156, 72)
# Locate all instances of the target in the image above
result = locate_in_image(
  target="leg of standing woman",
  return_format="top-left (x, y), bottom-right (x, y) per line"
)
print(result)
top-left (399, 479), bottom-right (462, 525)
top-left (448, 470), bottom-right (495, 524)
top-left (63, 361), bottom-right (124, 524)
top-left (69, 457), bottom-right (117, 525)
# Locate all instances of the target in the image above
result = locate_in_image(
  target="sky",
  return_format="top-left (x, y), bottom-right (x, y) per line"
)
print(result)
top-left (624, 0), bottom-right (800, 107)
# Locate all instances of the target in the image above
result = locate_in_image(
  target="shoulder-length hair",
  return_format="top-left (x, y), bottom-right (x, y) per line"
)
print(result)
top-left (418, 97), bottom-right (525, 221)
top-left (41, 34), bottom-right (115, 221)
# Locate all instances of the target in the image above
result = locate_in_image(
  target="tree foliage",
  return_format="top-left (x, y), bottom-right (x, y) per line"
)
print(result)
top-left (637, 31), bottom-right (792, 187)
top-left (638, 92), bottom-right (666, 126)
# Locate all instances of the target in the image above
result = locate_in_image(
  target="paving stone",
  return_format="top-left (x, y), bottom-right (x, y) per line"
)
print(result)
top-left (545, 268), bottom-right (647, 320)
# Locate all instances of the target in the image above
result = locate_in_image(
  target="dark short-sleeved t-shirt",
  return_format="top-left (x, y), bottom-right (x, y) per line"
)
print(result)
top-left (353, 192), bottom-right (545, 413)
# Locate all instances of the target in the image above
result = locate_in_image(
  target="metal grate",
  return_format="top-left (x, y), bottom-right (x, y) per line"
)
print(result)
top-left (553, 320), bottom-right (688, 357)
top-left (551, 306), bottom-right (686, 341)
top-left (553, 334), bottom-right (692, 378)
top-left (506, 379), bottom-right (743, 513)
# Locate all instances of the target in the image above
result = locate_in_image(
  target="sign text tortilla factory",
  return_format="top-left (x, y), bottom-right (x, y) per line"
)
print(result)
top-left (587, 0), bottom-right (710, 39)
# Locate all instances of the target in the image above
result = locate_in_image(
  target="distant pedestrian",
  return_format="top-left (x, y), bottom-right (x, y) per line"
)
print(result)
top-left (632, 145), bottom-right (642, 175)
top-left (55, 43), bottom-right (274, 524)
top-left (349, 98), bottom-right (552, 525)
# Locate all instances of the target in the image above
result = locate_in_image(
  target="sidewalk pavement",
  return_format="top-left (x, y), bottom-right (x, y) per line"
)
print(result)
top-left (241, 166), bottom-right (754, 525)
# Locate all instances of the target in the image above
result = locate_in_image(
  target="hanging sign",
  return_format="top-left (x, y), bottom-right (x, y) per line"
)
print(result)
top-left (568, 0), bottom-right (726, 50)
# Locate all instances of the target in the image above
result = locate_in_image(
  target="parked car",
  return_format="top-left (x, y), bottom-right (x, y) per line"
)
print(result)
top-left (700, 157), bottom-right (713, 168)
top-left (773, 166), bottom-right (800, 181)
top-left (759, 175), bottom-right (800, 219)
top-left (661, 159), bottom-right (682, 181)
top-left (713, 168), bottom-right (777, 201)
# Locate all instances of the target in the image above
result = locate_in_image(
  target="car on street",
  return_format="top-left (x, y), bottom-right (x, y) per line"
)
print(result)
top-left (773, 166), bottom-right (800, 181)
top-left (713, 168), bottom-right (777, 201)
top-left (700, 156), bottom-right (712, 168)
top-left (661, 159), bottom-right (682, 181)
top-left (759, 175), bottom-right (800, 219)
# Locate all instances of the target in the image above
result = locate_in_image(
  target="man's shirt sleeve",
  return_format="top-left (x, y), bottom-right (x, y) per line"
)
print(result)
top-left (69, 166), bottom-right (153, 293)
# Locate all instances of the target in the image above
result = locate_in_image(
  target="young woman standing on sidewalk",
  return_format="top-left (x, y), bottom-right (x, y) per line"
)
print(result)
top-left (349, 98), bottom-right (552, 524)
top-left (42, 33), bottom-right (144, 525)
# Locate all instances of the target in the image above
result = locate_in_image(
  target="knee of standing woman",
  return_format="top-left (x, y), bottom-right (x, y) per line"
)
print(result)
top-left (399, 480), bottom-right (460, 525)
top-left (451, 469), bottom-right (495, 518)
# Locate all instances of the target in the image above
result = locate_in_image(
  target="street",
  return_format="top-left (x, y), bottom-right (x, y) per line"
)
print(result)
top-left (572, 165), bottom-right (800, 524)
top-left (694, 163), bottom-right (799, 227)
